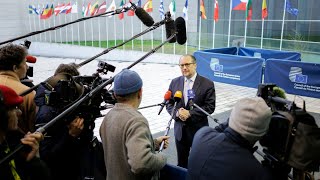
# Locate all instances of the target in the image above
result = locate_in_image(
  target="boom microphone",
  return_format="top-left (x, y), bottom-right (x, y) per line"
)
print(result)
top-left (175, 17), bottom-right (187, 45)
top-left (26, 55), bottom-right (37, 63)
top-left (165, 14), bottom-right (176, 43)
top-left (131, 2), bottom-right (154, 27)
top-left (158, 90), bottom-right (172, 115)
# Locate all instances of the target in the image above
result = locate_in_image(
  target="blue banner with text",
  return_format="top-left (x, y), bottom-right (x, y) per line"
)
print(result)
top-left (194, 51), bottom-right (263, 88)
top-left (265, 59), bottom-right (320, 98)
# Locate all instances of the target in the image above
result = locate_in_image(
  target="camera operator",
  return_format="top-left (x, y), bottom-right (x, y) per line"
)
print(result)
top-left (34, 64), bottom-right (88, 180)
top-left (0, 85), bottom-right (50, 180)
top-left (0, 44), bottom-right (36, 133)
top-left (187, 97), bottom-right (274, 180)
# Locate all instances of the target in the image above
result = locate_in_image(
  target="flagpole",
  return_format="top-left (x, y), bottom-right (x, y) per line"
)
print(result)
top-left (106, 17), bottom-right (109, 48)
top-left (43, 5), bottom-right (47, 42)
top-left (227, 0), bottom-right (232, 47)
top-left (65, 13), bottom-right (68, 44)
top-left (213, 20), bottom-right (216, 48)
top-left (38, 5), bottom-right (42, 42)
top-left (28, 11), bottom-right (32, 41)
top-left (59, 10), bottom-right (62, 43)
top-left (91, 18), bottom-right (94, 47)
top-left (141, 22), bottom-right (143, 52)
top-left (71, 13), bottom-right (74, 45)
top-left (280, 0), bottom-right (287, 51)
top-left (83, 0), bottom-right (87, 46)
top-left (114, 16), bottom-right (116, 46)
top-left (151, 12), bottom-right (154, 49)
top-left (99, 17), bottom-right (101, 47)
top-left (49, 15), bottom-right (52, 43)
top-left (84, 18), bottom-right (87, 46)
top-left (198, 17), bottom-right (201, 50)
top-left (77, 10), bottom-right (80, 46)
top-left (131, 16), bottom-right (134, 50)
top-left (260, 18), bottom-right (264, 49)
top-left (244, 20), bottom-right (247, 47)
top-left (122, 18), bottom-right (125, 50)
top-left (53, 13), bottom-right (57, 43)
top-left (161, 26), bottom-right (164, 53)
top-left (33, 10), bottom-right (38, 42)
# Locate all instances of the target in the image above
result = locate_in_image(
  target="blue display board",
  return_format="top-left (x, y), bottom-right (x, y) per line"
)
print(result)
top-left (194, 50), bottom-right (264, 88)
top-left (238, 47), bottom-right (301, 61)
top-left (265, 59), bottom-right (320, 98)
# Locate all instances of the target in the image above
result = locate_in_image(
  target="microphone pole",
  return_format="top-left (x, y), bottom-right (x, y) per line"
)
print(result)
top-left (0, 7), bottom-right (131, 45)
top-left (0, 33), bottom-right (178, 166)
top-left (18, 17), bottom-right (172, 97)
top-left (159, 91), bottom-right (182, 152)
top-left (138, 103), bottom-right (164, 110)
top-left (189, 102), bottom-right (220, 125)
top-left (77, 17), bottom-right (169, 67)
top-left (187, 89), bottom-right (219, 124)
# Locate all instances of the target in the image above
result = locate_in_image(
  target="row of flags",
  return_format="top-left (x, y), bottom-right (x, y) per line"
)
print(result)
top-left (200, 0), bottom-right (299, 22)
top-left (29, 0), bottom-right (299, 21)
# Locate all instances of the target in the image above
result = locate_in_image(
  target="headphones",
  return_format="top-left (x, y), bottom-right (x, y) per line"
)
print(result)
top-left (0, 90), bottom-right (8, 131)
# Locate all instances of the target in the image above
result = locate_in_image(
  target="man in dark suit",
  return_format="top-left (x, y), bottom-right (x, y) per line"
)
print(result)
top-left (166, 54), bottom-right (216, 168)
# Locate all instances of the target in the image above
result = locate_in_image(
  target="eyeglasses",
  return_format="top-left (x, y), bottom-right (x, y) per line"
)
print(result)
top-left (178, 63), bottom-right (195, 68)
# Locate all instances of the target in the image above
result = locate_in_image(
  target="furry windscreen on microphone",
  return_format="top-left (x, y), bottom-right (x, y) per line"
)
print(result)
top-left (165, 18), bottom-right (176, 43)
top-left (175, 17), bottom-right (187, 45)
top-left (135, 7), bottom-right (154, 27)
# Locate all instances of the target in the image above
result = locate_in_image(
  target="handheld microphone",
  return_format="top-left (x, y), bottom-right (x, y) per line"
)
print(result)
top-left (158, 90), bottom-right (172, 115)
top-left (133, 3), bottom-right (154, 27)
top-left (174, 90), bottom-right (182, 102)
top-left (187, 89), bottom-right (195, 110)
top-left (26, 55), bottom-right (37, 63)
top-left (175, 17), bottom-right (187, 45)
top-left (159, 90), bottom-right (182, 152)
top-left (165, 13), bottom-right (176, 43)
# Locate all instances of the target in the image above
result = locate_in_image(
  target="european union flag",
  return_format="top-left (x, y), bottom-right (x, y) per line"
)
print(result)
top-left (286, 0), bottom-right (299, 16)
top-left (214, 64), bottom-right (223, 72)
top-left (295, 74), bottom-right (308, 84)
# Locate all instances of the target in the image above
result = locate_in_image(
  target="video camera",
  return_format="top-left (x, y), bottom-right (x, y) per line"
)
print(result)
top-left (257, 83), bottom-right (320, 174)
top-left (44, 61), bottom-right (116, 129)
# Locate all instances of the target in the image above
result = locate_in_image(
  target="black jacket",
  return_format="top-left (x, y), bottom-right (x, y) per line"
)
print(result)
top-left (187, 125), bottom-right (274, 180)
top-left (0, 131), bottom-right (50, 180)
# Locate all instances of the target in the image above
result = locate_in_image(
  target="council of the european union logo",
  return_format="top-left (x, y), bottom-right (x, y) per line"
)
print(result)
top-left (210, 58), bottom-right (223, 72)
top-left (289, 67), bottom-right (308, 84)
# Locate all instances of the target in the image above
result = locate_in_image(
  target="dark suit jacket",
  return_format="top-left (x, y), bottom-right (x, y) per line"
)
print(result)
top-left (166, 74), bottom-right (216, 141)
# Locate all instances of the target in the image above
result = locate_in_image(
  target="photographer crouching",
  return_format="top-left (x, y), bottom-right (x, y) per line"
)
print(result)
top-left (34, 63), bottom-right (105, 180)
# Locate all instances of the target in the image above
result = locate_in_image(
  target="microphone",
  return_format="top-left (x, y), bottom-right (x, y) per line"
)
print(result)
top-left (132, 2), bottom-right (154, 27)
top-left (175, 17), bottom-right (187, 45)
top-left (26, 55), bottom-right (37, 63)
top-left (165, 13), bottom-right (176, 43)
top-left (187, 89), bottom-right (195, 110)
top-left (158, 90), bottom-right (172, 115)
top-left (174, 90), bottom-right (182, 103)
top-left (185, 90), bottom-right (219, 124)
top-left (159, 90), bottom-right (182, 152)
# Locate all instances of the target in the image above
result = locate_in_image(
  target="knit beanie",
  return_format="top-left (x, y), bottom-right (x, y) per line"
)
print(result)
top-left (114, 69), bottom-right (143, 96)
top-left (229, 97), bottom-right (272, 144)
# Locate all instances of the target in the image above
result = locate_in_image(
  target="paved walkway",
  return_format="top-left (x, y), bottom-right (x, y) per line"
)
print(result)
top-left (32, 57), bottom-right (320, 138)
